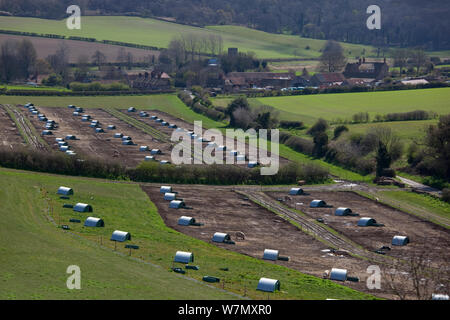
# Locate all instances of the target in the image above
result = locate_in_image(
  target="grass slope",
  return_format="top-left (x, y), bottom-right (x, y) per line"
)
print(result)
top-left (0, 168), bottom-right (375, 300)
top-left (0, 16), bottom-right (374, 59)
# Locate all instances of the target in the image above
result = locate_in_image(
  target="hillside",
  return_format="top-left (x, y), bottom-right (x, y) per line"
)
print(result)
top-left (1, 0), bottom-right (449, 50)
top-left (0, 168), bottom-right (375, 300)
top-left (0, 16), bottom-right (378, 59)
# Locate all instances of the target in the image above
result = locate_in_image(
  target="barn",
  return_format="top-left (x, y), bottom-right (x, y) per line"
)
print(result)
top-left (257, 278), bottom-right (280, 293)
top-left (110, 230), bottom-right (131, 242)
top-left (169, 200), bottom-right (185, 209)
top-left (73, 203), bottom-right (93, 213)
top-left (289, 188), bottom-right (304, 195)
top-left (392, 235), bottom-right (409, 246)
top-left (84, 217), bottom-right (104, 227)
top-left (357, 217), bottom-right (377, 227)
top-left (212, 232), bottom-right (231, 243)
top-left (178, 216), bottom-right (196, 226)
top-left (310, 200), bottom-right (327, 208)
top-left (57, 186), bottom-right (73, 196)
top-left (263, 249), bottom-right (279, 261)
top-left (174, 251), bottom-right (194, 264)
top-left (330, 268), bottom-right (347, 281)
top-left (335, 207), bottom-right (353, 216)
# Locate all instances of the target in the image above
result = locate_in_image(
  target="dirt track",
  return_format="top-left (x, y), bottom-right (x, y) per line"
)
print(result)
top-left (0, 105), bottom-right (26, 149)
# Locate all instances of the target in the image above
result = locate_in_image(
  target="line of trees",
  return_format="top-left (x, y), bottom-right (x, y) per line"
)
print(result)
top-left (0, 147), bottom-right (329, 185)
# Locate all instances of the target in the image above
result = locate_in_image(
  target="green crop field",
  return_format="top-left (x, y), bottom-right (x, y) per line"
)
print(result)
top-left (0, 16), bottom-right (376, 59)
top-left (250, 88), bottom-right (450, 124)
top-left (0, 168), bottom-right (375, 300)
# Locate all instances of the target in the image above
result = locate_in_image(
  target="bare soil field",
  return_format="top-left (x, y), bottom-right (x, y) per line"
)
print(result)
top-left (126, 109), bottom-right (290, 167)
top-left (142, 184), bottom-right (392, 297)
top-left (0, 105), bottom-right (25, 149)
top-left (0, 34), bottom-right (159, 63)
top-left (22, 106), bottom-right (173, 167)
top-left (266, 190), bottom-right (450, 268)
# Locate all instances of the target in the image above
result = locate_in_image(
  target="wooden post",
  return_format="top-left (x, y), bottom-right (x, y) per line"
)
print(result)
top-left (114, 241), bottom-right (117, 251)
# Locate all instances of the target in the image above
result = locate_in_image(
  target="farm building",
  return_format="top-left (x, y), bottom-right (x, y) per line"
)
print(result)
top-left (73, 203), bottom-right (93, 213)
top-left (357, 217), bottom-right (377, 227)
top-left (335, 207), bottom-right (353, 216)
top-left (144, 156), bottom-right (155, 161)
top-left (174, 251), bottom-right (194, 264)
top-left (432, 294), bottom-right (449, 300)
top-left (84, 217), bottom-right (104, 227)
top-left (169, 200), bottom-right (185, 209)
top-left (330, 268), bottom-right (347, 281)
top-left (164, 192), bottom-right (177, 201)
top-left (57, 186), bottom-right (73, 196)
top-left (178, 216), bottom-right (196, 226)
top-left (114, 133), bottom-right (123, 138)
top-left (257, 278), bottom-right (280, 293)
top-left (248, 161), bottom-right (258, 168)
top-left (151, 149), bottom-right (162, 155)
top-left (263, 249), bottom-right (279, 261)
top-left (289, 188), bottom-right (304, 195)
top-left (139, 146), bottom-right (149, 152)
top-left (160, 186), bottom-right (172, 193)
top-left (392, 235), bottom-right (409, 246)
top-left (110, 230), bottom-right (131, 242)
top-left (212, 232), bottom-right (231, 243)
top-left (310, 200), bottom-right (327, 208)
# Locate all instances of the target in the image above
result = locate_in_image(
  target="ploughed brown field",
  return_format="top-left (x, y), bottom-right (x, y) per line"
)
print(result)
top-left (143, 184), bottom-right (399, 298)
top-left (23, 106), bottom-right (173, 167)
top-left (266, 190), bottom-right (450, 268)
top-left (0, 34), bottom-right (159, 63)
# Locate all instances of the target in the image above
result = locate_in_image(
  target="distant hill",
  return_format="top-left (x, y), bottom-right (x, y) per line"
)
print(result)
top-left (0, 0), bottom-right (449, 50)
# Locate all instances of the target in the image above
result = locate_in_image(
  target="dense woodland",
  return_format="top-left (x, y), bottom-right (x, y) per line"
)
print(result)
top-left (0, 0), bottom-right (449, 50)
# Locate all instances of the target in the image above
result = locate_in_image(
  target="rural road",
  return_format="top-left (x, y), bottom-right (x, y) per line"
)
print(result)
top-left (397, 176), bottom-right (442, 197)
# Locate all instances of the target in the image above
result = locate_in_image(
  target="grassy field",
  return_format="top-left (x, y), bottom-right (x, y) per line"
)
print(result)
top-left (0, 16), bottom-right (375, 59)
top-left (0, 168), bottom-right (375, 300)
top-left (249, 88), bottom-right (450, 125)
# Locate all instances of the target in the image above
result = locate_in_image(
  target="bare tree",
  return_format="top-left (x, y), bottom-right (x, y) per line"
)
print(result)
top-left (91, 50), bottom-right (106, 67)
top-left (0, 40), bottom-right (18, 82)
top-left (411, 49), bottom-right (428, 76)
top-left (319, 40), bottom-right (347, 73)
top-left (382, 238), bottom-right (450, 300)
top-left (17, 39), bottom-right (37, 79)
top-left (392, 48), bottom-right (409, 75)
